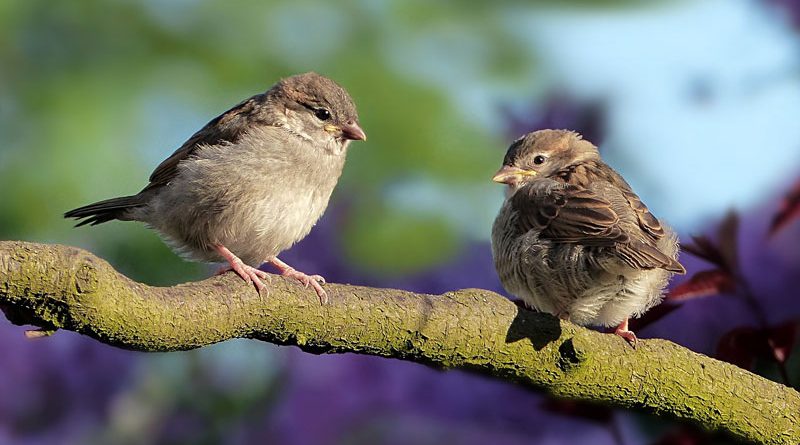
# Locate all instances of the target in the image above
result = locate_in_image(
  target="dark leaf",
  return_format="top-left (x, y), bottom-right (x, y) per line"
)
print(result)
top-left (716, 210), bottom-right (739, 273)
top-left (717, 321), bottom-right (798, 370)
top-left (681, 236), bottom-right (728, 270)
top-left (541, 399), bottom-right (612, 424)
top-left (716, 326), bottom-right (763, 370)
top-left (769, 178), bottom-right (800, 237)
top-left (651, 426), bottom-right (714, 445)
top-left (667, 269), bottom-right (736, 301)
top-left (683, 211), bottom-right (739, 272)
top-left (767, 320), bottom-right (798, 364)
top-left (629, 303), bottom-right (681, 331)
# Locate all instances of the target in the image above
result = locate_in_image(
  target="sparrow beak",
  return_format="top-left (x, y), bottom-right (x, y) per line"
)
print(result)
top-left (341, 123), bottom-right (367, 141)
top-left (492, 165), bottom-right (537, 184)
top-left (326, 123), bottom-right (367, 141)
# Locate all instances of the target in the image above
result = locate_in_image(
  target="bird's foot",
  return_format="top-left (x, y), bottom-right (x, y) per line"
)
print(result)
top-left (214, 244), bottom-right (271, 295)
top-left (614, 318), bottom-right (638, 348)
top-left (269, 257), bottom-right (327, 304)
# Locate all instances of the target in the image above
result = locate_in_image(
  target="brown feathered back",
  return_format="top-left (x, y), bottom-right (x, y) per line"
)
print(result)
top-left (491, 129), bottom-right (684, 328)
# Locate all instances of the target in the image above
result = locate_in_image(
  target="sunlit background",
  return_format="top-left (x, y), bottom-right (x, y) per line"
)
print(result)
top-left (1, 1), bottom-right (799, 444)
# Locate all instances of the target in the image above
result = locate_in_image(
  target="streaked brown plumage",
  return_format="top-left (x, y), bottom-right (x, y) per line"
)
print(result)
top-left (65, 72), bottom-right (366, 303)
top-left (491, 129), bottom-right (685, 345)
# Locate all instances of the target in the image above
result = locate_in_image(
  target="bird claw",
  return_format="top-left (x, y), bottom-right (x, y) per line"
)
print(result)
top-left (268, 257), bottom-right (328, 304)
top-left (229, 262), bottom-right (271, 296)
top-left (614, 318), bottom-right (638, 348)
top-left (614, 328), bottom-right (638, 348)
top-left (280, 268), bottom-right (328, 304)
top-left (214, 245), bottom-right (271, 297)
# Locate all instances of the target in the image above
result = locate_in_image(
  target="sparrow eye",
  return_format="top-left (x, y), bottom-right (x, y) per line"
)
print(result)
top-left (533, 155), bottom-right (546, 165)
top-left (314, 108), bottom-right (331, 121)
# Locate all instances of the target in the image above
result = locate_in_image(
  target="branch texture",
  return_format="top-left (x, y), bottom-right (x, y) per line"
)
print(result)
top-left (1, 241), bottom-right (798, 444)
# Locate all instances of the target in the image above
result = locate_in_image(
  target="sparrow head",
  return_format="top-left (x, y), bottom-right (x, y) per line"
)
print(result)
top-left (492, 129), bottom-right (599, 189)
top-left (269, 72), bottom-right (366, 150)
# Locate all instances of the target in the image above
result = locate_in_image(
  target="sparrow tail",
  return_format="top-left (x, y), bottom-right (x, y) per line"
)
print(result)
top-left (64, 195), bottom-right (144, 227)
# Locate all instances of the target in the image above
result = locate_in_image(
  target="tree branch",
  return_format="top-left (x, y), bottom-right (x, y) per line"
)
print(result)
top-left (1, 241), bottom-right (797, 444)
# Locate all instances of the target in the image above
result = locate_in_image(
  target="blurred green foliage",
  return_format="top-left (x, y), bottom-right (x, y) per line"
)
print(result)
top-left (0, 2), bottom-right (668, 444)
top-left (0, 0), bottom-right (646, 281)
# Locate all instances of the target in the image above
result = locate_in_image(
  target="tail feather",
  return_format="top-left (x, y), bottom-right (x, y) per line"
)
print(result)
top-left (617, 241), bottom-right (686, 274)
top-left (64, 195), bottom-right (143, 227)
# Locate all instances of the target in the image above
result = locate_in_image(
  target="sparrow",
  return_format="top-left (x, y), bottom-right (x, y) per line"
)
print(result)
top-left (65, 72), bottom-right (366, 303)
top-left (491, 130), bottom-right (684, 345)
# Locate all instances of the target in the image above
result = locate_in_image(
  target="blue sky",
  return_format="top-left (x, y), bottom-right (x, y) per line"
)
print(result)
top-left (388, 0), bottom-right (800, 237)
top-left (512, 0), bottom-right (800, 231)
top-left (133, 0), bottom-right (800, 240)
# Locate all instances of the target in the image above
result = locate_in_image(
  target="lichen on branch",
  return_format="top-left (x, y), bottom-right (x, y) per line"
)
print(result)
top-left (0, 241), bottom-right (798, 445)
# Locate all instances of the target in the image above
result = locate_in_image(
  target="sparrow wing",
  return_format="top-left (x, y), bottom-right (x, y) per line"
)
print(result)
top-left (142, 94), bottom-right (269, 192)
top-left (512, 182), bottom-right (625, 242)
top-left (598, 167), bottom-right (666, 240)
top-left (512, 181), bottom-right (684, 272)
top-left (620, 188), bottom-right (665, 238)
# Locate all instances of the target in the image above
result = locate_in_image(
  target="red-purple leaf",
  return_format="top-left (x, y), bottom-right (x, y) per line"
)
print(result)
top-left (767, 321), bottom-right (798, 364)
top-left (716, 327), bottom-right (763, 370)
top-left (667, 269), bottom-right (736, 301)
top-left (717, 210), bottom-right (739, 273)
top-left (682, 236), bottom-right (727, 270)
top-left (769, 178), bottom-right (800, 237)
top-left (717, 321), bottom-right (798, 370)
top-left (683, 211), bottom-right (740, 272)
top-left (541, 399), bottom-right (612, 424)
top-left (651, 426), bottom-right (709, 445)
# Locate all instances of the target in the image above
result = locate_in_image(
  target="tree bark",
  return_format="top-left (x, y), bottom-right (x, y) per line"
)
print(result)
top-left (0, 241), bottom-right (797, 444)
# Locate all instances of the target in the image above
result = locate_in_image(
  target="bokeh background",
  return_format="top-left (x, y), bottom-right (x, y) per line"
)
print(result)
top-left (2, 1), bottom-right (800, 444)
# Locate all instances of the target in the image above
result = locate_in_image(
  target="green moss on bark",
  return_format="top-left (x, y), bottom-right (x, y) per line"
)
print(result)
top-left (1, 240), bottom-right (798, 445)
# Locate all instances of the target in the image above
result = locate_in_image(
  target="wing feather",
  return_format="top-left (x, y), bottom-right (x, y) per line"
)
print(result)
top-left (511, 181), bottom-right (682, 272)
top-left (142, 94), bottom-right (269, 192)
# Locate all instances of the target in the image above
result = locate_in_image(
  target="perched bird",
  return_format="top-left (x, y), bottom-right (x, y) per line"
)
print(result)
top-left (491, 130), bottom-right (684, 344)
top-left (65, 72), bottom-right (366, 303)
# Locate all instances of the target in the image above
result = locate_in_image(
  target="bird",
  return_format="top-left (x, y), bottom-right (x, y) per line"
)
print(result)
top-left (490, 129), bottom-right (684, 345)
top-left (65, 72), bottom-right (366, 304)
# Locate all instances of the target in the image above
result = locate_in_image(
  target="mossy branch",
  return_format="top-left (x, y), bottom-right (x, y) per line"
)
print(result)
top-left (0, 241), bottom-right (798, 444)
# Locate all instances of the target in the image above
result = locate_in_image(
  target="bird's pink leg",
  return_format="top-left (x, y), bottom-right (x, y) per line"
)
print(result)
top-left (268, 257), bottom-right (327, 304)
top-left (214, 244), bottom-right (270, 294)
top-left (614, 318), bottom-right (638, 348)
